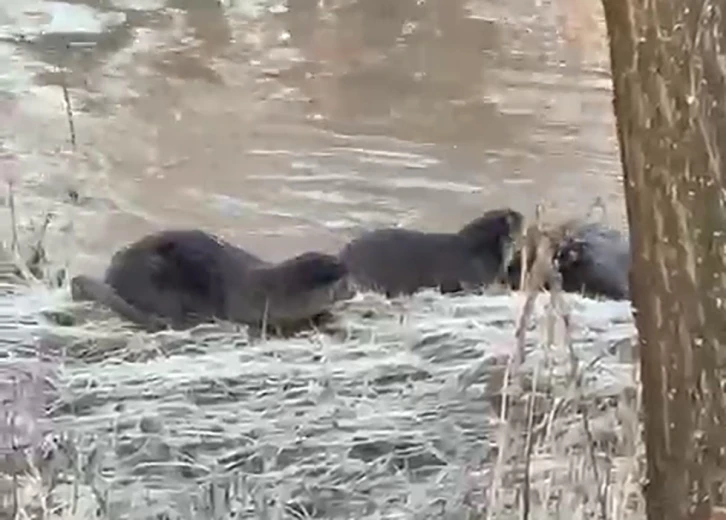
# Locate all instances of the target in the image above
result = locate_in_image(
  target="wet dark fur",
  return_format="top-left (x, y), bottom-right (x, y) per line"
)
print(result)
top-left (338, 208), bottom-right (524, 297)
top-left (507, 221), bottom-right (630, 301)
top-left (71, 230), bottom-right (352, 334)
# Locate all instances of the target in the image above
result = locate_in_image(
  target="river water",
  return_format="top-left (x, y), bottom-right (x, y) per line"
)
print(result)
top-left (0, 0), bottom-right (639, 519)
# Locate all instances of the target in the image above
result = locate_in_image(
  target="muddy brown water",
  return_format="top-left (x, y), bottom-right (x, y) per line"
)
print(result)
top-left (0, 0), bottom-right (635, 518)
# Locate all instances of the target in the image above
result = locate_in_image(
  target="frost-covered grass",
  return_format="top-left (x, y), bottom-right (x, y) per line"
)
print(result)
top-left (1, 271), bottom-right (644, 519)
top-left (0, 172), bottom-right (645, 519)
top-left (0, 0), bottom-right (644, 513)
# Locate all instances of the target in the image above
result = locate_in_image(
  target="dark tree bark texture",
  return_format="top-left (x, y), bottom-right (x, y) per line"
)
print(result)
top-left (601, 1), bottom-right (726, 519)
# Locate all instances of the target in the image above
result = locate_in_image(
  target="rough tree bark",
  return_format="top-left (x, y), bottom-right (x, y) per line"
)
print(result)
top-left (600, 1), bottom-right (726, 519)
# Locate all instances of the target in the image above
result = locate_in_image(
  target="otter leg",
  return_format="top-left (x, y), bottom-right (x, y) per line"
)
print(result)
top-left (70, 275), bottom-right (167, 332)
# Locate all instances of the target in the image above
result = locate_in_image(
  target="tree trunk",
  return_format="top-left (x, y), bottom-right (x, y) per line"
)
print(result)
top-left (600, 1), bottom-right (726, 519)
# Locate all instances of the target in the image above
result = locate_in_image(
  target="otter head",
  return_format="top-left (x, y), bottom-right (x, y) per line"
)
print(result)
top-left (553, 236), bottom-right (593, 295)
top-left (457, 208), bottom-right (525, 273)
top-left (245, 252), bottom-right (353, 327)
top-left (555, 236), bottom-right (588, 271)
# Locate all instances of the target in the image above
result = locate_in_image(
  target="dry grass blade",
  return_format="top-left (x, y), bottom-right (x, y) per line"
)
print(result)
top-left (520, 359), bottom-right (540, 519)
top-left (487, 353), bottom-right (515, 520)
top-left (6, 180), bottom-right (42, 286)
top-left (0, 190), bottom-right (645, 518)
top-left (27, 212), bottom-right (54, 281)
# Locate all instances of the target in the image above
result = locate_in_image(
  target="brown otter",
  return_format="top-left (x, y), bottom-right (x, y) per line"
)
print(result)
top-left (338, 208), bottom-right (524, 297)
top-left (70, 229), bottom-right (353, 334)
top-left (507, 220), bottom-right (630, 301)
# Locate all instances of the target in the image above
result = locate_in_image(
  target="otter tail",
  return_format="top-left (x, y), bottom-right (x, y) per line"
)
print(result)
top-left (70, 275), bottom-right (167, 332)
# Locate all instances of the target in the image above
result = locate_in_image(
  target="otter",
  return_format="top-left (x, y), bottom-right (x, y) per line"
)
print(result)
top-left (338, 208), bottom-right (524, 297)
top-left (507, 221), bottom-right (630, 301)
top-left (70, 229), bottom-right (353, 334)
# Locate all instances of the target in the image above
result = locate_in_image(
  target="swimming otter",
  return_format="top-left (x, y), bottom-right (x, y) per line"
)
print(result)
top-left (507, 221), bottom-right (630, 300)
top-left (338, 208), bottom-right (524, 297)
top-left (70, 229), bottom-right (352, 334)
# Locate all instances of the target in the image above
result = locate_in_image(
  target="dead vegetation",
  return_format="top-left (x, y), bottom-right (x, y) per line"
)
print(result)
top-left (0, 203), bottom-right (642, 519)
top-left (473, 207), bottom-right (644, 519)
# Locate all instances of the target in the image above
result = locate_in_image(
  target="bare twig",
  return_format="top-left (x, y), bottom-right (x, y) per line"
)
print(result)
top-left (58, 65), bottom-right (77, 150)
top-left (490, 206), bottom-right (555, 519)
top-left (519, 239), bottom-right (529, 294)
top-left (515, 210), bottom-right (556, 363)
